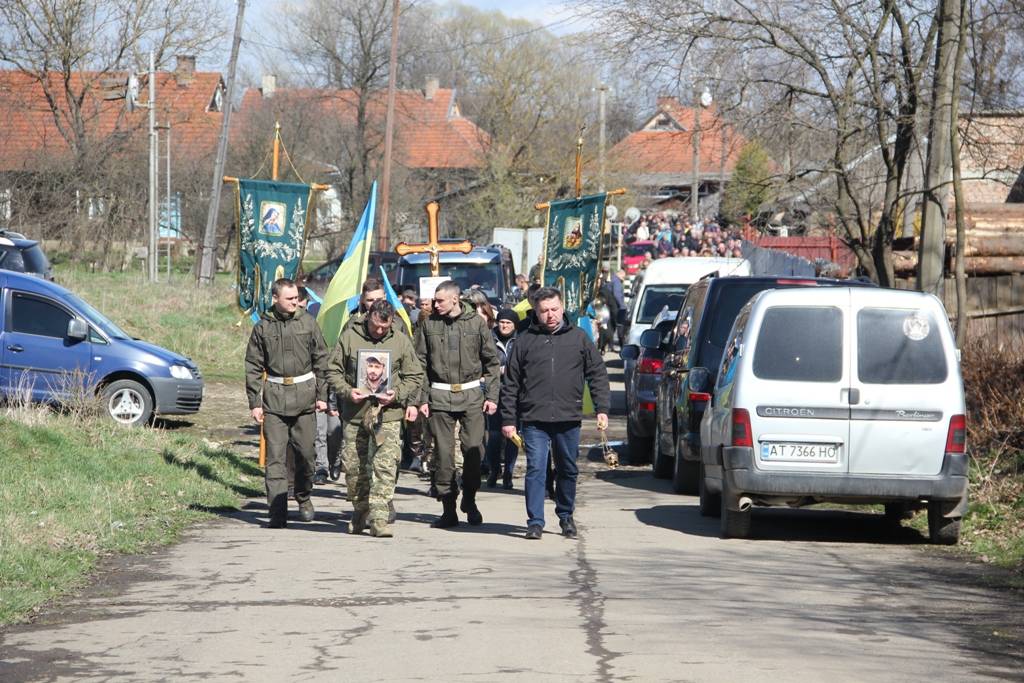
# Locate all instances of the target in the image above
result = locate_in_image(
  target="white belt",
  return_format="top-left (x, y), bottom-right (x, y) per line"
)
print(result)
top-left (431, 380), bottom-right (481, 393)
top-left (265, 371), bottom-right (315, 386)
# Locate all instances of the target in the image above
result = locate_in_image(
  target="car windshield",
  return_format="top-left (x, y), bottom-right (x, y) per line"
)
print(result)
top-left (637, 285), bottom-right (687, 324)
top-left (65, 293), bottom-right (132, 340)
top-left (400, 262), bottom-right (503, 303)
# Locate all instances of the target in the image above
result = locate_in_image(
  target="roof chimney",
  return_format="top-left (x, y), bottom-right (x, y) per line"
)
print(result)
top-left (262, 74), bottom-right (277, 98)
top-left (174, 55), bottom-right (196, 85)
top-left (425, 76), bottom-right (439, 101)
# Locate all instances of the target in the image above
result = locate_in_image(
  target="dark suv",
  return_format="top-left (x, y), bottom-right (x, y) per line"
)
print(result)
top-left (653, 276), bottom-right (870, 492)
top-left (0, 233), bottom-right (53, 281)
top-left (396, 245), bottom-right (518, 307)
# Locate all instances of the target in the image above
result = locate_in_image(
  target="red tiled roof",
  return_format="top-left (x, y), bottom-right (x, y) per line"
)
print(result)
top-left (236, 86), bottom-right (489, 170)
top-left (607, 97), bottom-right (746, 177)
top-left (0, 69), bottom-right (224, 171)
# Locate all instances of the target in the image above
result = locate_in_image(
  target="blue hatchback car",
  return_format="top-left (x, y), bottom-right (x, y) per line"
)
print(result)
top-left (0, 271), bottom-right (203, 425)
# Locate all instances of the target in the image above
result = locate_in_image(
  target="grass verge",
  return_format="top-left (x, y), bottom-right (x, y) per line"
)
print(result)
top-left (55, 267), bottom-right (250, 382)
top-left (0, 406), bottom-right (262, 626)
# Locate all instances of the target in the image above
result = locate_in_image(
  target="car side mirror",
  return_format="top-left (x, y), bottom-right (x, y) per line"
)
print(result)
top-left (639, 328), bottom-right (661, 350)
top-left (619, 344), bottom-right (639, 361)
top-left (688, 366), bottom-right (711, 393)
top-left (67, 318), bottom-right (88, 341)
top-left (616, 309), bottom-right (628, 326)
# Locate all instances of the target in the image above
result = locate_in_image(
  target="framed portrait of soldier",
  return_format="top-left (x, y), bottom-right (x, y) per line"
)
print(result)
top-left (356, 350), bottom-right (391, 399)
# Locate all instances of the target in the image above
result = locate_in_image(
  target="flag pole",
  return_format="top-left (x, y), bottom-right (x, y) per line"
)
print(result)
top-left (272, 121), bottom-right (281, 181)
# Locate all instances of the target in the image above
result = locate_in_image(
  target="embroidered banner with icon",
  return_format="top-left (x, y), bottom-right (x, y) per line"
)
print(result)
top-left (235, 178), bottom-right (314, 316)
top-left (541, 192), bottom-right (607, 324)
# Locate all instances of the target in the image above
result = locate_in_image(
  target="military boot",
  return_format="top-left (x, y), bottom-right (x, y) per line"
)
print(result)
top-left (460, 490), bottom-right (483, 526)
top-left (431, 493), bottom-right (459, 528)
top-left (298, 499), bottom-right (315, 523)
top-left (349, 508), bottom-right (368, 534)
top-left (369, 519), bottom-right (394, 538)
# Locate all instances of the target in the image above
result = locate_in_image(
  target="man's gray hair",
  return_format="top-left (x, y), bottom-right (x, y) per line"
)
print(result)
top-left (369, 299), bottom-right (395, 321)
top-left (434, 280), bottom-right (461, 296)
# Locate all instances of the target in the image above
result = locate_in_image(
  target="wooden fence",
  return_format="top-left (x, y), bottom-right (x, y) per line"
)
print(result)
top-left (895, 274), bottom-right (1024, 348)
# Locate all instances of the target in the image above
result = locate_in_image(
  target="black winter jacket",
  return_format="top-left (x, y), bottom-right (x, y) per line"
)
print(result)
top-left (499, 318), bottom-right (610, 426)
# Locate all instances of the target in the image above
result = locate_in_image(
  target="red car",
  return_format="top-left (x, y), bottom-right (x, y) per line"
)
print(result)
top-left (622, 240), bottom-right (655, 276)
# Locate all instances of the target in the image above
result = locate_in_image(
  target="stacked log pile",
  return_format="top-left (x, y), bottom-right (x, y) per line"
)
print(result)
top-left (892, 202), bottom-right (1024, 275)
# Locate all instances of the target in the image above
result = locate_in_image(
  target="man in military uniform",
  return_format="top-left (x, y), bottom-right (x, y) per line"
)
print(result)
top-left (328, 300), bottom-right (424, 537)
top-left (245, 278), bottom-right (329, 528)
top-left (415, 280), bottom-right (500, 528)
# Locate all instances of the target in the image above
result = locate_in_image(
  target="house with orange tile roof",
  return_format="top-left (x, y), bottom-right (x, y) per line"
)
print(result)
top-left (606, 96), bottom-right (748, 210)
top-left (236, 76), bottom-right (489, 177)
top-left (0, 56), bottom-right (225, 228)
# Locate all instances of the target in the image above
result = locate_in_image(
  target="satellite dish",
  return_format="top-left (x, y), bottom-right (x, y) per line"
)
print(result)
top-left (605, 204), bottom-right (618, 220)
top-left (624, 206), bottom-right (641, 224)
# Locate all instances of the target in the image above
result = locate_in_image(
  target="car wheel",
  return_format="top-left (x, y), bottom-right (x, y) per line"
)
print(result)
top-left (652, 421), bottom-right (672, 479)
top-left (671, 437), bottom-right (699, 494)
top-left (101, 379), bottom-right (154, 427)
top-left (698, 462), bottom-right (720, 517)
top-left (626, 420), bottom-right (653, 465)
top-left (927, 500), bottom-right (961, 545)
top-left (720, 478), bottom-right (751, 539)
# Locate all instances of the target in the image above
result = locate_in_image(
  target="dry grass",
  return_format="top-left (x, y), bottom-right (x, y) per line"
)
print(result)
top-left (957, 343), bottom-right (1024, 572)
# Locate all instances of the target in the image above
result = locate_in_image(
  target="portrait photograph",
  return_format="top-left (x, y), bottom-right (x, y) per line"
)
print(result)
top-left (356, 350), bottom-right (391, 396)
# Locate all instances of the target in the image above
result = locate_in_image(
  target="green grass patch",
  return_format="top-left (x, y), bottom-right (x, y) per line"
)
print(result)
top-left (0, 409), bottom-right (262, 625)
top-left (54, 268), bottom-right (250, 382)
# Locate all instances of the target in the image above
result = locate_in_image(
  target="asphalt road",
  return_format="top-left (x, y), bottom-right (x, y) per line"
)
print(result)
top-left (2, 358), bottom-right (1022, 681)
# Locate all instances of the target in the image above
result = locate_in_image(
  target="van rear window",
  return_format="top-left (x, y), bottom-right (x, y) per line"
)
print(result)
top-left (857, 308), bottom-right (947, 384)
top-left (753, 306), bottom-right (843, 382)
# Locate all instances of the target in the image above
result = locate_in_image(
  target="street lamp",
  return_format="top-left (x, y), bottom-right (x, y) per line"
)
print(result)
top-left (691, 85), bottom-right (713, 223)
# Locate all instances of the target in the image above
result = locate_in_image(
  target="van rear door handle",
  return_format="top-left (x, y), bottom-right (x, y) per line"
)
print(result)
top-left (7, 344), bottom-right (23, 353)
top-left (846, 388), bottom-right (860, 405)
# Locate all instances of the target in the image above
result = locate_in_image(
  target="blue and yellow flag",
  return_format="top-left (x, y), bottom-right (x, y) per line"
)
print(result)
top-left (317, 182), bottom-right (376, 347)
top-left (236, 178), bottom-right (314, 316)
top-left (380, 266), bottom-right (412, 335)
top-left (542, 192), bottom-right (607, 325)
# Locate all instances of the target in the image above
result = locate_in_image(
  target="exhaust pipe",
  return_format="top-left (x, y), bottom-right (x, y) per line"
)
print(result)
top-left (738, 496), bottom-right (753, 512)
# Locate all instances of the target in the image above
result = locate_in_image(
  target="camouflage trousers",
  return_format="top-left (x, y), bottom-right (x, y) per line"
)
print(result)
top-left (342, 420), bottom-right (402, 524)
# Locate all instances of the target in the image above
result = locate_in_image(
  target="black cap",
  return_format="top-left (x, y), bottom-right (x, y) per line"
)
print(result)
top-left (496, 308), bottom-right (518, 324)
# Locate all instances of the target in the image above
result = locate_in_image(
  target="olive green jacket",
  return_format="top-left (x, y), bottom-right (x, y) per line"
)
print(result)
top-left (414, 304), bottom-right (500, 412)
top-left (244, 307), bottom-right (329, 416)
top-left (327, 316), bottom-right (425, 423)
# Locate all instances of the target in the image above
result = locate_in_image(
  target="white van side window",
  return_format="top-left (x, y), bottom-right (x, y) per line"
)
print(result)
top-left (857, 308), bottom-right (947, 384)
top-left (753, 306), bottom-right (843, 382)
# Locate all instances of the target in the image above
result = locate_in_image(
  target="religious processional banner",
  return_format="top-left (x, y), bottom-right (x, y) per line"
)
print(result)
top-left (235, 178), bottom-right (314, 316)
top-left (542, 192), bottom-right (607, 324)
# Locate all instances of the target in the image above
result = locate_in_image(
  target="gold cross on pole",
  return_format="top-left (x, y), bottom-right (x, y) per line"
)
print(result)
top-left (394, 201), bottom-right (472, 276)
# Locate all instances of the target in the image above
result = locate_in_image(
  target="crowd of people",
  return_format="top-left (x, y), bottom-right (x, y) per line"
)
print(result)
top-left (625, 211), bottom-right (745, 260)
top-left (244, 275), bottom-right (609, 540)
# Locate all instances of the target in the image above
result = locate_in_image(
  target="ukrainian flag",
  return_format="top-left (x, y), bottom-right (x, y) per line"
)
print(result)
top-left (317, 181), bottom-right (376, 347)
top-left (380, 266), bottom-right (413, 335)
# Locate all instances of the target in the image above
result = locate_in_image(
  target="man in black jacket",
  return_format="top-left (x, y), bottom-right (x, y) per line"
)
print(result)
top-left (500, 287), bottom-right (610, 539)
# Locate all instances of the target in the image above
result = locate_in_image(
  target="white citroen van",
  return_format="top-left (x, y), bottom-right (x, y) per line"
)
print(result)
top-left (699, 286), bottom-right (968, 543)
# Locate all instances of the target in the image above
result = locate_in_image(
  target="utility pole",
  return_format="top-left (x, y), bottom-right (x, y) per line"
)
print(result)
top-left (199, 0), bottom-right (246, 285)
top-left (377, 0), bottom-right (401, 251)
top-left (691, 86), bottom-right (712, 223)
top-left (166, 122), bottom-right (173, 279)
top-left (597, 83), bottom-right (609, 192)
top-left (148, 51), bottom-right (158, 283)
top-left (918, 0), bottom-right (961, 295)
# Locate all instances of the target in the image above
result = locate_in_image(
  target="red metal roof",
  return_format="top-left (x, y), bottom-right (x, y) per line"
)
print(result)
top-left (236, 86), bottom-right (489, 170)
top-left (0, 69), bottom-right (224, 171)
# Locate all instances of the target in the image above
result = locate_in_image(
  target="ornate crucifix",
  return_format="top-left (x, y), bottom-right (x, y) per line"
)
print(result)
top-left (394, 201), bottom-right (472, 276)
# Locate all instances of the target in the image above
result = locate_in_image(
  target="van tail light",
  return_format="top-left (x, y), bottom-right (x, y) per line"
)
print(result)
top-left (945, 414), bottom-right (966, 453)
top-left (731, 408), bottom-right (753, 447)
top-left (639, 401), bottom-right (657, 412)
top-left (689, 391), bottom-right (711, 403)
top-left (637, 357), bottom-right (664, 374)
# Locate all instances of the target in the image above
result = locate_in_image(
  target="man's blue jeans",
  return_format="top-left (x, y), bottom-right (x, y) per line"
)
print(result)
top-left (522, 421), bottom-right (581, 527)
